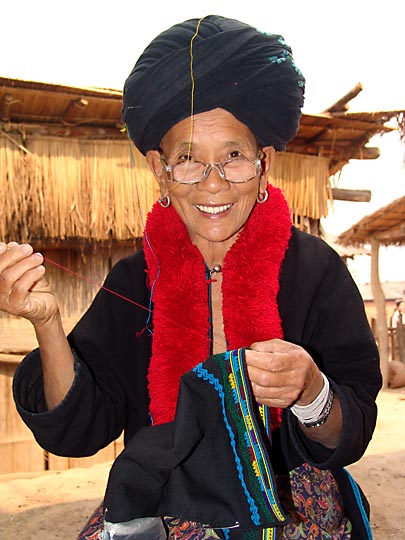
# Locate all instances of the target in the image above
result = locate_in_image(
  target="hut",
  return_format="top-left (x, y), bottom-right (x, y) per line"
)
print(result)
top-left (1, 76), bottom-right (404, 473)
top-left (337, 196), bottom-right (405, 386)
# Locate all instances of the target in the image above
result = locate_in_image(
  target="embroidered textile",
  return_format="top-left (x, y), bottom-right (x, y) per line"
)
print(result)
top-left (102, 349), bottom-right (286, 531)
top-left (165, 518), bottom-right (222, 540)
top-left (278, 464), bottom-right (352, 539)
top-left (77, 503), bottom-right (104, 540)
top-left (101, 349), bottom-right (354, 539)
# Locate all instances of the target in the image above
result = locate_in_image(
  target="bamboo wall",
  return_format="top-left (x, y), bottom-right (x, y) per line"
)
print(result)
top-left (0, 134), bottom-right (160, 242)
top-left (0, 353), bottom-right (45, 473)
top-left (0, 345), bottom-right (124, 474)
top-left (0, 245), bottom-right (134, 474)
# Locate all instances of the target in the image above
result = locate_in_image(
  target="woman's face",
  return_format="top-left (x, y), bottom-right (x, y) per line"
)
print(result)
top-left (146, 108), bottom-right (274, 257)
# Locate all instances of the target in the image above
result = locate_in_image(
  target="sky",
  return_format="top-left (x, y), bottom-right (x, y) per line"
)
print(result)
top-left (1, 0), bottom-right (404, 284)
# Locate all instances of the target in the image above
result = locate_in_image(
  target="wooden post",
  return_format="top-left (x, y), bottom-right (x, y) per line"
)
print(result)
top-left (323, 82), bottom-right (363, 113)
top-left (331, 188), bottom-right (372, 203)
top-left (397, 323), bottom-right (405, 363)
top-left (370, 237), bottom-right (389, 386)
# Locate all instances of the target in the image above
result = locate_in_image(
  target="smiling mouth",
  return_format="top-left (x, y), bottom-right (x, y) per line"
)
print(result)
top-left (194, 203), bottom-right (233, 215)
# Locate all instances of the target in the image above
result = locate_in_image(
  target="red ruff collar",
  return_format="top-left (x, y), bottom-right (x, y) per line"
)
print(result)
top-left (144, 184), bottom-right (292, 426)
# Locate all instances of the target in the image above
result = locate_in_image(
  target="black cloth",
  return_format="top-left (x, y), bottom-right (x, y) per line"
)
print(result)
top-left (13, 228), bottom-right (381, 539)
top-left (103, 350), bottom-right (288, 533)
top-left (123, 15), bottom-right (305, 154)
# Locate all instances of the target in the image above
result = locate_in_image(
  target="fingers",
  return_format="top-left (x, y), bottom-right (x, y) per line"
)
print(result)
top-left (0, 243), bottom-right (45, 290)
top-left (0, 242), bottom-right (44, 274)
top-left (249, 338), bottom-right (296, 354)
top-left (247, 362), bottom-right (303, 407)
top-left (245, 340), bottom-right (322, 408)
top-left (0, 242), bottom-right (46, 316)
top-left (247, 340), bottom-right (304, 372)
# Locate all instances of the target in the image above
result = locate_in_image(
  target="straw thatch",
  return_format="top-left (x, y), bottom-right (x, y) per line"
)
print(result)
top-left (2, 77), bottom-right (405, 242)
top-left (269, 152), bottom-right (331, 224)
top-left (337, 196), bottom-right (405, 247)
top-left (0, 133), bottom-right (159, 242)
top-left (0, 133), bottom-right (335, 240)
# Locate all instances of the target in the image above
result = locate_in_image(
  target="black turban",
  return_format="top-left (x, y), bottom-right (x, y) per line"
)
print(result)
top-left (122, 15), bottom-right (305, 155)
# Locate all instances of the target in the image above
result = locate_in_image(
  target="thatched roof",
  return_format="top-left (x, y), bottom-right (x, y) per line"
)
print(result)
top-left (1, 77), bottom-right (404, 242)
top-left (337, 196), bottom-right (405, 247)
top-left (1, 78), bottom-right (402, 171)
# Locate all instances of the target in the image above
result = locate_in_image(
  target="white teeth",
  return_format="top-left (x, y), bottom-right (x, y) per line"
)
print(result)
top-left (195, 204), bottom-right (232, 215)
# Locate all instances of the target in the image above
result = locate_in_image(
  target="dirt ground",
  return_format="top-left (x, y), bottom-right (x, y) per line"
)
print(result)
top-left (0, 387), bottom-right (404, 540)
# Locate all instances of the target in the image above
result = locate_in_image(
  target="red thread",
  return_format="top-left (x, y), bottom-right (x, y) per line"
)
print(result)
top-left (135, 327), bottom-right (148, 338)
top-left (41, 256), bottom-right (222, 347)
top-left (43, 257), bottom-right (150, 312)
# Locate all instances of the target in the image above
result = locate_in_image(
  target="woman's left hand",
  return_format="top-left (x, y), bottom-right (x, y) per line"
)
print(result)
top-left (246, 338), bottom-right (343, 448)
top-left (245, 338), bottom-right (324, 409)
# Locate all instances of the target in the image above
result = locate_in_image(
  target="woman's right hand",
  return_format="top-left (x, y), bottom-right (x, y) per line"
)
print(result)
top-left (1, 241), bottom-right (76, 409)
top-left (0, 242), bottom-right (58, 327)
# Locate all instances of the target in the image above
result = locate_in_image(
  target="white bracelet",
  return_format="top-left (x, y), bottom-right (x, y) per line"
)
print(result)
top-left (290, 372), bottom-right (330, 423)
top-left (302, 387), bottom-right (334, 428)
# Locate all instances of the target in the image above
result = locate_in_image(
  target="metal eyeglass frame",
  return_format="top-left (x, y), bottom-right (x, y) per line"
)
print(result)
top-left (160, 150), bottom-right (264, 185)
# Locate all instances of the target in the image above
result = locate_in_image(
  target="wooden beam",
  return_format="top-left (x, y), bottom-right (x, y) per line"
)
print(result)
top-left (62, 98), bottom-right (89, 123)
top-left (0, 93), bottom-right (14, 121)
top-left (348, 147), bottom-right (380, 160)
top-left (370, 237), bottom-right (389, 387)
top-left (323, 82), bottom-right (363, 113)
top-left (1, 121), bottom-right (124, 140)
top-left (331, 188), bottom-right (372, 202)
top-left (286, 143), bottom-right (380, 160)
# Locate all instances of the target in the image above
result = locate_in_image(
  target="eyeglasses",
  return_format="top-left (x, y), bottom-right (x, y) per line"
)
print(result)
top-left (160, 151), bottom-right (263, 185)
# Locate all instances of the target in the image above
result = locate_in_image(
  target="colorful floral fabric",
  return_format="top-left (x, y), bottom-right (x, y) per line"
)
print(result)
top-left (162, 464), bottom-right (352, 540)
top-left (77, 503), bottom-right (104, 539)
top-left (165, 517), bottom-right (222, 540)
top-left (278, 463), bottom-right (352, 540)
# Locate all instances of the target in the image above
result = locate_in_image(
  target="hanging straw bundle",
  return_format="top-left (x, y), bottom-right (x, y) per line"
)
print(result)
top-left (0, 133), bottom-right (35, 240)
top-left (13, 136), bottom-right (160, 242)
top-left (269, 151), bottom-right (332, 226)
top-left (2, 134), bottom-right (332, 242)
top-left (78, 139), bottom-right (158, 239)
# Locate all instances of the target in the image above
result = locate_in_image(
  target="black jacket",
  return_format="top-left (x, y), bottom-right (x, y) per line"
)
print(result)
top-left (13, 228), bottom-right (381, 539)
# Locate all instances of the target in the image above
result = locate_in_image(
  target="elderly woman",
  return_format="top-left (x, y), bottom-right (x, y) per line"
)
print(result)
top-left (0, 15), bottom-right (380, 540)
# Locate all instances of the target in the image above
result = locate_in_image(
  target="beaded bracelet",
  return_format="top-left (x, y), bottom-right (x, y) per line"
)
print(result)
top-left (300, 386), bottom-right (334, 428)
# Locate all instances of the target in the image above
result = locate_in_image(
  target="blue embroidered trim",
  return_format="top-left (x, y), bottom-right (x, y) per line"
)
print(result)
top-left (194, 348), bottom-right (287, 535)
top-left (227, 350), bottom-right (285, 522)
top-left (193, 361), bottom-right (261, 525)
top-left (344, 468), bottom-right (373, 540)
